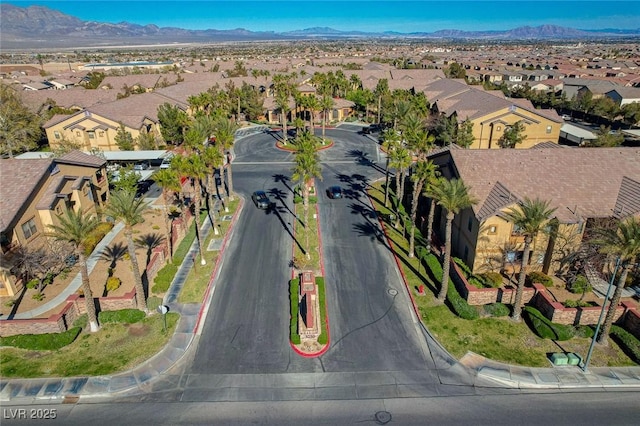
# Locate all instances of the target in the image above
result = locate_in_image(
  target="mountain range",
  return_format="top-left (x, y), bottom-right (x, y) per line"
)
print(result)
top-left (2, 4), bottom-right (639, 50)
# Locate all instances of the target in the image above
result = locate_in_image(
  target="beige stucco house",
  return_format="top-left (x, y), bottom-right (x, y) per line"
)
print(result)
top-left (427, 146), bottom-right (640, 277)
top-left (0, 151), bottom-right (109, 296)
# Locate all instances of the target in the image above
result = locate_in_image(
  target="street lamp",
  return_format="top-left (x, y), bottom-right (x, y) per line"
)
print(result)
top-left (581, 257), bottom-right (620, 372)
top-left (157, 305), bottom-right (169, 333)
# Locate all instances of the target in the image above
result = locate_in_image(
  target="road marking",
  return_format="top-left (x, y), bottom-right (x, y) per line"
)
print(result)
top-left (235, 160), bottom-right (359, 165)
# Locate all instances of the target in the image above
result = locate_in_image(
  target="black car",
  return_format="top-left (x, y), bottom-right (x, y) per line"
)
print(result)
top-left (252, 190), bottom-right (272, 209)
top-left (326, 185), bottom-right (343, 199)
top-left (361, 126), bottom-right (372, 134)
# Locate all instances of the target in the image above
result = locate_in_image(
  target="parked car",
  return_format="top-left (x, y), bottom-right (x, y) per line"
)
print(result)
top-left (133, 161), bottom-right (150, 171)
top-left (326, 185), bottom-right (343, 199)
top-left (360, 126), bottom-right (372, 134)
top-left (251, 190), bottom-right (272, 209)
top-left (135, 180), bottom-right (154, 198)
top-left (159, 157), bottom-right (172, 169)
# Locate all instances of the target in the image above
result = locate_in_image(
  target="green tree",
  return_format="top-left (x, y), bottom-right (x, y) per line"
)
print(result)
top-left (320, 95), bottom-right (334, 142)
top-left (111, 165), bottom-right (140, 193)
top-left (213, 116), bottom-right (239, 201)
top-left (503, 197), bottom-right (556, 321)
top-left (292, 131), bottom-right (322, 259)
top-left (105, 189), bottom-right (150, 312)
top-left (432, 114), bottom-right (457, 147)
top-left (157, 103), bottom-right (188, 145)
top-left (275, 91), bottom-right (291, 144)
top-left (592, 217), bottom-right (640, 345)
top-left (388, 146), bottom-right (411, 227)
top-left (408, 160), bottom-right (438, 258)
top-left (423, 176), bottom-right (442, 253)
top-left (431, 178), bottom-right (478, 303)
top-left (0, 84), bottom-right (42, 158)
top-left (382, 129), bottom-right (401, 208)
top-left (114, 123), bottom-right (135, 151)
top-left (445, 62), bottom-right (466, 79)
top-left (621, 102), bottom-right (640, 126)
top-left (153, 168), bottom-right (181, 261)
top-left (499, 121), bottom-right (527, 149)
top-left (456, 119), bottom-right (475, 148)
top-left (587, 125), bottom-right (624, 147)
top-left (47, 208), bottom-right (101, 332)
top-left (136, 131), bottom-right (159, 150)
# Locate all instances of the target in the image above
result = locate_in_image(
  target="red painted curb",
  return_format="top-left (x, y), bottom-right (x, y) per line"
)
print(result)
top-left (194, 197), bottom-right (245, 334)
top-left (365, 191), bottom-right (422, 319)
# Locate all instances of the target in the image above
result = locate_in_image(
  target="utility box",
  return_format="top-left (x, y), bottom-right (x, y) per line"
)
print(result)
top-left (550, 352), bottom-right (568, 366)
top-left (567, 353), bottom-right (581, 366)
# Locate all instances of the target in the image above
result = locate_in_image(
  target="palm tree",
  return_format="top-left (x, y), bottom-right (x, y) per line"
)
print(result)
top-left (105, 189), bottom-right (151, 312)
top-left (214, 116), bottom-right (239, 201)
top-left (431, 178), bottom-right (478, 303)
top-left (47, 208), bottom-right (100, 332)
top-left (275, 91), bottom-right (291, 144)
top-left (381, 129), bottom-right (401, 208)
top-left (202, 145), bottom-right (224, 234)
top-left (306, 95), bottom-right (320, 134)
top-left (172, 154), bottom-right (209, 265)
top-left (592, 217), bottom-right (640, 344)
top-left (320, 95), bottom-right (334, 142)
top-left (292, 132), bottom-right (322, 259)
top-left (408, 160), bottom-right (438, 258)
top-left (423, 175), bottom-right (442, 253)
top-left (388, 146), bottom-right (411, 226)
top-left (503, 197), bottom-right (556, 321)
top-left (151, 168), bottom-right (181, 262)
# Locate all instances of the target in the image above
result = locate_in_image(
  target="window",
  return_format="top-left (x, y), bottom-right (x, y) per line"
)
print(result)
top-left (54, 131), bottom-right (61, 139)
top-left (88, 131), bottom-right (95, 139)
top-left (546, 125), bottom-right (552, 134)
top-left (467, 217), bottom-right (473, 232)
top-left (99, 131), bottom-right (104, 137)
top-left (21, 218), bottom-right (38, 239)
top-left (76, 131), bottom-right (81, 137)
top-left (488, 225), bottom-right (497, 234)
top-left (537, 253), bottom-right (545, 264)
top-left (464, 246), bottom-right (469, 262)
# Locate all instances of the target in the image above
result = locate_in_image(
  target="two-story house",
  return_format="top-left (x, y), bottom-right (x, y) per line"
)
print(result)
top-left (0, 151), bottom-right (109, 296)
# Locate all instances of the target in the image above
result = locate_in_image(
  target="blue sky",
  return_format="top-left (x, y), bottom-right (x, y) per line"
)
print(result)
top-left (7, 1), bottom-right (640, 32)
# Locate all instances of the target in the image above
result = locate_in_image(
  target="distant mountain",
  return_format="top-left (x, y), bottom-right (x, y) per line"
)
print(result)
top-left (1, 4), bottom-right (638, 49)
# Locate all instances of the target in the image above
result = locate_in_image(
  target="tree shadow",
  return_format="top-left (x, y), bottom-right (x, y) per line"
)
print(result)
top-left (265, 200), bottom-right (306, 256)
top-left (135, 233), bottom-right (166, 267)
top-left (273, 174), bottom-right (294, 195)
top-left (268, 187), bottom-right (297, 220)
top-left (100, 242), bottom-right (128, 274)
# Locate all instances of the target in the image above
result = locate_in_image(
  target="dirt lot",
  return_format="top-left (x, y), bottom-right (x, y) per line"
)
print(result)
top-left (0, 200), bottom-right (167, 319)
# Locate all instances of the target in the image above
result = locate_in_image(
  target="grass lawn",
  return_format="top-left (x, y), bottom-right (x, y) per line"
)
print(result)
top-left (178, 198), bottom-right (240, 303)
top-left (293, 199), bottom-right (321, 273)
top-left (0, 312), bottom-right (179, 378)
top-left (367, 181), bottom-right (636, 368)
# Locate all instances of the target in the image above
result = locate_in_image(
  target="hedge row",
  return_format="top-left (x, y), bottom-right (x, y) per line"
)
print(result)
top-left (611, 325), bottom-right (640, 364)
top-left (290, 278), bottom-right (300, 345)
top-left (426, 254), bottom-right (478, 320)
top-left (523, 306), bottom-right (575, 341)
top-left (0, 327), bottom-right (81, 350)
top-left (316, 277), bottom-right (328, 345)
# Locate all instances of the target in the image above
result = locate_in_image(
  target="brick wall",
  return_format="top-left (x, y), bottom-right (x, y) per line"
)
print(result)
top-left (622, 304), bottom-right (640, 340)
top-left (146, 243), bottom-right (168, 284)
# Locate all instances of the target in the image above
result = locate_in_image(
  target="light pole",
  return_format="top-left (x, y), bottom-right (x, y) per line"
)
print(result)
top-left (581, 257), bottom-right (620, 372)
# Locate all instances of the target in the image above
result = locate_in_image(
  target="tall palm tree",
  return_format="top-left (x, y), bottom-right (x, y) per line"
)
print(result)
top-left (202, 145), bottom-right (224, 234)
top-left (292, 132), bottom-right (322, 259)
top-left (152, 168), bottom-right (181, 262)
top-left (408, 160), bottom-right (438, 258)
top-left (388, 146), bottom-right (411, 226)
top-left (172, 154), bottom-right (209, 265)
top-left (214, 116), bottom-right (239, 201)
top-left (320, 95), bottom-right (334, 142)
top-left (503, 197), bottom-right (556, 321)
top-left (431, 178), bottom-right (478, 303)
top-left (423, 176), bottom-right (442, 253)
top-left (306, 95), bottom-right (320, 134)
top-left (381, 129), bottom-right (401, 208)
top-left (47, 208), bottom-right (100, 331)
top-left (592, 217), bottom-right (640, 344)
top-left (275, 91), bottom-right (291, 144)
top-left (105, 189), bottom-right (150, 312)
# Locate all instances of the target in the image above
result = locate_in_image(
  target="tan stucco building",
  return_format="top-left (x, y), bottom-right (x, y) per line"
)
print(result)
top-left (0, 151), bottom-right (109, 296)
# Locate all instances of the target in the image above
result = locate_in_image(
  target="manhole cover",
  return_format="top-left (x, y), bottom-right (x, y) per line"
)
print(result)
top-left (388, 288), bottom-right (398, 296)
top-left (375, 411), bottom-right (392, 424)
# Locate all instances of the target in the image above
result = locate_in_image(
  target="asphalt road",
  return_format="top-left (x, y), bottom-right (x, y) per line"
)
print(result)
top-left (189, 125), bottom-right (433, 376)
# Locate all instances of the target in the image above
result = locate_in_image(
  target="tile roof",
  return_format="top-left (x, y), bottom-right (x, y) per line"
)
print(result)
top-left (0, 158), bottom-right (54, 232)
top-left (57, 150), bottom-right (106, 168)
top-left (431, 147), bottom-right (640, 224)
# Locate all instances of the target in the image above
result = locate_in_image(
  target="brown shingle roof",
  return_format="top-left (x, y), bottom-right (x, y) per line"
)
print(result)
top-left (0, 158), bottom-right (53, 232)
top-left (57, 150), bottom-right (106, 168)
top-left (432, 147), bottom-right (640, 224)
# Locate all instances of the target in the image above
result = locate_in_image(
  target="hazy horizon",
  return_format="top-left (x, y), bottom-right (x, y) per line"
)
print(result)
top-left (6, 1), bottom-right (640, 33)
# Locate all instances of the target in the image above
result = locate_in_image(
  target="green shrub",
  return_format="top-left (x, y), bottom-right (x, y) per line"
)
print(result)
top-left (31, 293), bottom-right (45, 301)
top-left (483, 303), bottom-right (510, 317)
top-left (574, 325), bottom-right (595, 339)
top-left (152, 263), bottom-right (178, 294)
top-left (426, 254), bottom-right (478, 319)
top-left (610, 325), bottom-right (640, 364)
top-left (568, 275), bottom-right (592, 294)
top-left (98, 309), bottom-right (145, 324)
top-left (0, 327), bottom-right (81, 350)
top-left (467, 276), bottom-right (484, 289)
top-left (83, 222), bottom-right (114, 255)
top-left (290, 278), bottom-right (300, 345)
top-left (73, 314), bottom-right (88, 329)
top-left (26, 279), bottom-right (39, 289)
top-left (523, 306), bottom-right (574, 341)
top-left (563, 299), bottom-right (592, 308)
top-left (453, 257), bottom-right (471, 277)
top-left (316, 277), bottom-right (328, 345)
top-left (527, 271), bottom-right (553, 287)
top-left (106, 276), bottom-right (121, 292)
top-left (480, 272), bottom-right (504, 288)
top-left (293, 195), bottom-right (318, 204)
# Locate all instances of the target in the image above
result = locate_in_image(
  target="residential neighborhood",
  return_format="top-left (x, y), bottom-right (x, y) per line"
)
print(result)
top-left (1, 9), bottom-right (640, 423)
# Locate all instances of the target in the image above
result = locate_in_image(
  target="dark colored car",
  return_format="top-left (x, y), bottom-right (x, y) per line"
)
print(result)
top-left (252, 190), bottom-right (272, 209)
top-left (135, 180), bottom-right (154, 198)
top-left (326, 185), bottom-right (343, 199)
top-left (361, 126), bottom-right (372, 134)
